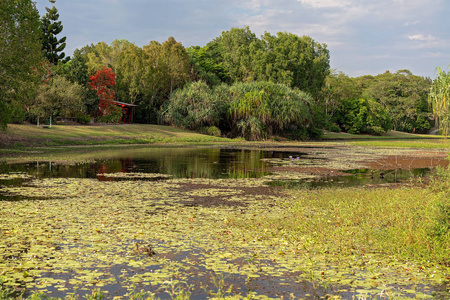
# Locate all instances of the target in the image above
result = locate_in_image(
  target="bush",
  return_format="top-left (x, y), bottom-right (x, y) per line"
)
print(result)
top-left (198, 126), bottom-right (221, 137)
top-left (335, 97), bottom-right (392, 135)
top-left (76, 112), bottom-right (91, 124)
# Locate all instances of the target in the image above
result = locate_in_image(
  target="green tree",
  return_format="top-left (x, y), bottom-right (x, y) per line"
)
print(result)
top-left (254, 32), bottom-right (330, 97)
top-left (318, 71), bottom-right (359, 130)
top-left (187, 46), bottom-right (228, 86)
top-left (335, 97), bottom-right (392, 135)
top-left (363, 70), bottom-right (432, 133)
top-left (429, 66), bottom-right (450, 136)
top-left (0, 0), bottom-right (43, 130)
top-left (164, 80), bottom-right (316, 140)
top-left (41, 0), bottom-right (67, 65)
top-left (32, 75), bottom-right (87, 122)
top-left (206, 26), bottom-right (260, 83)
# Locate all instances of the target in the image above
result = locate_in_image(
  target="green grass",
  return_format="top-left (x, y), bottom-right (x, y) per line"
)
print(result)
top-left (0, 124), bottom-right (234, 148)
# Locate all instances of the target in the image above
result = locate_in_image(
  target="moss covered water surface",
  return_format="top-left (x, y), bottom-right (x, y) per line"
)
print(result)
top-left (0, 146), bottom-right (449, 299)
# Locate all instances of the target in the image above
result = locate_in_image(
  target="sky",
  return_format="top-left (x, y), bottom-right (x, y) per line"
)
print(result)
top-left (35, 0), bottom-right (450, 79)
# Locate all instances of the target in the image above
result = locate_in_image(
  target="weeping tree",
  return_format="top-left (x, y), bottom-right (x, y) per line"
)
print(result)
top-left (429, 67), bottom-right (450, 136)
top-left (164, 81), bottom-right (316, 140)
top-left (228, 81), bottom-right (314, 140)
top-left (162, 81), bottom-right (229, 135)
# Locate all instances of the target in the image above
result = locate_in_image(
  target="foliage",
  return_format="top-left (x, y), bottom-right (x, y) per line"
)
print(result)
top-left (163, 81), bottom-right (228, 131)
top-left (228, 81), bottom-right (314, 140)
top-left (254, 31), bottom-right (330, 97)
top-left (33, 75), bottom-right (87, 120)
top-left (88, 67), bottom-right (116, 119)
top-left (54, 50), bottom-right (99, 114)
top-left (429, 66), bottom-right (450, 136)
top-left (0, 0), bottom-right (43, 130)
top-left (164, 80), bottom-right (315, 140)
top-left (41, 0), bottom-right (68, 65)
top-left (187, 46), bottom-right (228, 86)
top-left (335, 97), bottom-right (392, 135)
top-left (203, 27), bottom-right (330, 98)
top-left (206, 26), bottom-right (258, 83)
top-left (362, 70), bottom-right (432, 133)
top-left (83, 38), bottom-right (192, 124)
top-left (320, 70), bottom-right (431, 134)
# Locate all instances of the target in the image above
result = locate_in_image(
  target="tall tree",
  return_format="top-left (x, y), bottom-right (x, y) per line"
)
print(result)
top-left (0, 0), bottom-right (43, 130)
top-left (41, 0), bottom-right (67, 65)
top-left (429, 67), bottom-right (450, 136)
top-left (254, 32), bottom-right (330, 98)
top-left (206, 27), bottom-right (260, 83)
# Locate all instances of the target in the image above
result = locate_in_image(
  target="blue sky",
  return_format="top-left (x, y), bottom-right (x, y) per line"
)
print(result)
top-left (35, 0), bottom-right (450, 79)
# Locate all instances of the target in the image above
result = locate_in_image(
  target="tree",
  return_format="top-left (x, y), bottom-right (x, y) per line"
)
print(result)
top-left (206, 26), bottom-right (260, 83)
top-left (88, 67), bottom-right (118, 121)
top-left (41, 0), bottom-right (68, 65)
top-left (0, 0), bottom-right (43, 130)
top-left (164, 81), bottom-right (316, 140)
top-left (429, 67), bottom-right (450, 136)
top-left (255, 32), bottom-right (330, 97)
top-left (187, 46), bottom-right (228, 86)
top-left (32, 75), bottom-right (87, 122)
top-left (363, 70), bottom-right (432, 133)
top-left (318, 71), bottom-right (359, 130)
top-left (335, 97), bottom-right (392, 135)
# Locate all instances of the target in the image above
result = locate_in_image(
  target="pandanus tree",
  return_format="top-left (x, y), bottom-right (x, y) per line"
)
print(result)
top-left (429, 66), bottom-right (450, 136)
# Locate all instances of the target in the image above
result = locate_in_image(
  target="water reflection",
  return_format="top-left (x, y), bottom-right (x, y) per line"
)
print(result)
top-left (0, 148), bottom-right (307, 181)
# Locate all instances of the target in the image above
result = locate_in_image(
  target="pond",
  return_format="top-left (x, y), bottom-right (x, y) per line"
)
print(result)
top-left (0, 146), bottom-right (449, 299)
top-left (0, 146), bottom-right (445, 187)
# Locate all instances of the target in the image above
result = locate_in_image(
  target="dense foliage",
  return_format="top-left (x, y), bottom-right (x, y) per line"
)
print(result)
top-left (320, 70), bottom-right (433, 134)
top-left (164, 81), bottom-right (316, 140)
top-left (335, 97), bottom-right (392, 135)
top-left (429, 67), bottom-right (450, 136)
top-left (0, 0), bottom-right (43, 130)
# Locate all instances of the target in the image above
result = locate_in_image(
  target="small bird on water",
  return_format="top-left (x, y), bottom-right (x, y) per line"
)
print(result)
top-left (134, 243), bottom-right (156, 257)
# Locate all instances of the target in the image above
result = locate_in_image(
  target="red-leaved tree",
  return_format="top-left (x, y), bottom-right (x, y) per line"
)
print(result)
top-left (89, 67), bottom-right (116, 116)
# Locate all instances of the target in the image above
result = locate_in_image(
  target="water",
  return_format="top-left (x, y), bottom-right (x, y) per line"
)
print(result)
top-left (0, 147), bottom-right (441, 187)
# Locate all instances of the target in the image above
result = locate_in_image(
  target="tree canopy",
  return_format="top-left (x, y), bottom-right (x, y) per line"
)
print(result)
top-left (0, 0), bottom-right (43, 130)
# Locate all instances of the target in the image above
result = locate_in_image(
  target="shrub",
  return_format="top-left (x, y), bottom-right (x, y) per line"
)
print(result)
top-left (76, 112), bottom-right (91, 124)
top-left (198, 126), bottom-right (221, 137)
top-left (335, 97), bottom-right (392, 134)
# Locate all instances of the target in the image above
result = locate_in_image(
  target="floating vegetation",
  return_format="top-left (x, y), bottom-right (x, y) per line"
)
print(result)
top-left (0, 145), bottom-right (449, 299)
top-left (0, 175), bottom-right (449, 299)
top-left (0, 173), bottom-right (34, 180)
top-left (97, 172), bottom-right (173, 181)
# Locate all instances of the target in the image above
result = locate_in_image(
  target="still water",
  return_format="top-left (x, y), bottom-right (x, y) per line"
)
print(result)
top-left (0, 147), bottom-right (438, 186)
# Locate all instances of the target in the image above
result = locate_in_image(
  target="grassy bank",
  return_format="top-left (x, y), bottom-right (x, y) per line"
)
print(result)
top-left (1, 125), bottom-right (448, 151)
top-left (0, 124), bottom-right (234, 148)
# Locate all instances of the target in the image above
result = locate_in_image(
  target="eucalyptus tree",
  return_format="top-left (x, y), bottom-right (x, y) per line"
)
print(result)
top-left (41, 0), bottom-right (68, 64)
top-left (429, 67), bottom-right (450, 136)
top-left (206, 26), bottom-right (260, 83)
top-left (254, 32), bottom-right (330, 98)
top-left (0, 0), bottom-right (43, 130)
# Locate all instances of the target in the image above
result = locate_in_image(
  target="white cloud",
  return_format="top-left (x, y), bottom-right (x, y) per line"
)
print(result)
top-left (409, 34), bottom-right (436, 41)
top-left (297, 0), bottom-right (351, 8)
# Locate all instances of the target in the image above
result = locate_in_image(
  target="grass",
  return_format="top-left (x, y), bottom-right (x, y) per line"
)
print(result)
top-left (0, 124), bottom-right (235, 148)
